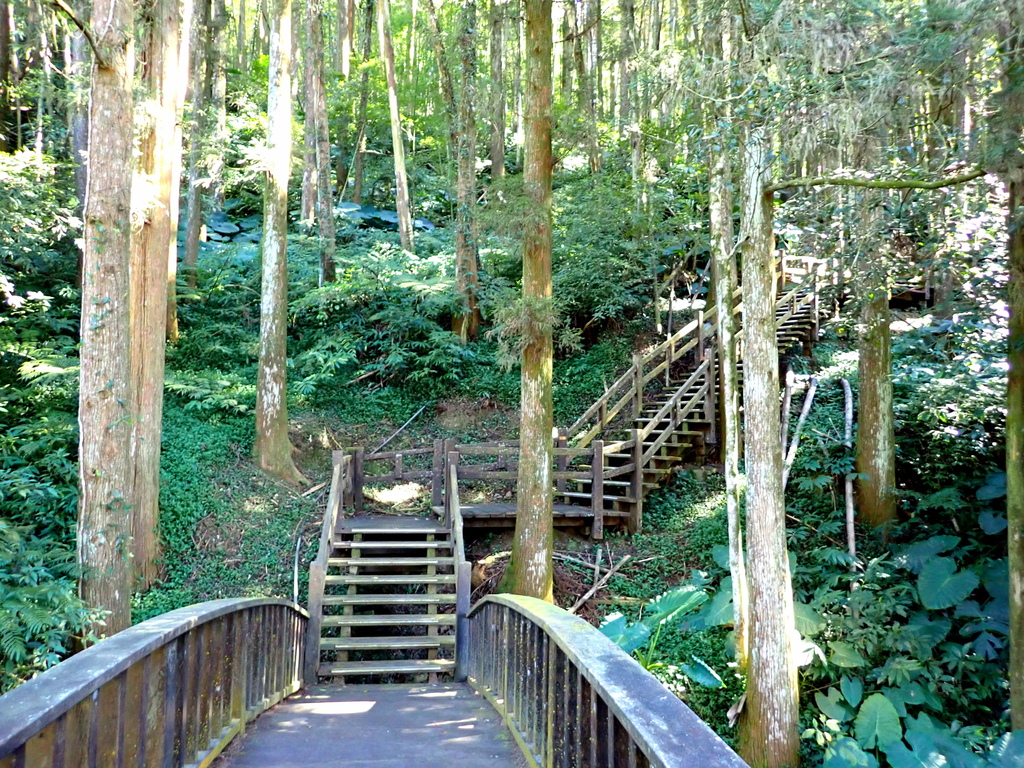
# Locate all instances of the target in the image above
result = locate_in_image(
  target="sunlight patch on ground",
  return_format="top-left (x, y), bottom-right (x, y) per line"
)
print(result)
top-left (367, 482), bottom-right (426, 506)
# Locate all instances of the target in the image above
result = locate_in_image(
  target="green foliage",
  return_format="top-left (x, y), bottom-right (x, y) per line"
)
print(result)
top-left (0, 522), bottom-right (105, 693)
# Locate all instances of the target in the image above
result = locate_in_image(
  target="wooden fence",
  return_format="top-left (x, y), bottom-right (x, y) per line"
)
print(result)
top-left (465, 595), bottom-right (749, 768)
top-left (0, 598), bottom-right (307, 768)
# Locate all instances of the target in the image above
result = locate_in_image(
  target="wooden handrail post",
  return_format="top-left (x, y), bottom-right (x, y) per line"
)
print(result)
top-left (555, 428), bottom-right (568, 494)
top-left (812, 272), bottom-right (820, 337)
top-left (443, 438), bottom-right (456, 514)
top-left (697, 309), bottom-right (705, 361)
top-left (352, 446), bottom-right (365, 513)
top-left (446, 451), bottom-right (460, 528)
top-left (590, 440), bottom-right (604, 540)
top-left (705, 348), bottom-right (718, 447)
top-left (631, 355), bottom-right (642, 421)
top-left (431, 439), bottom-right (444, 508)
top-left (629, 428), bottom-right (643, 534)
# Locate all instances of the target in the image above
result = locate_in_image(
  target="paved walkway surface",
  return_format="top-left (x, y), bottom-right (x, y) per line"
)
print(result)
top-left (214, 684), bottom-right (523, 768)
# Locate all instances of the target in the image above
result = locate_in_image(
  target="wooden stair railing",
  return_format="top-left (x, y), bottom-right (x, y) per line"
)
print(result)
top-left (0, 599), bottom-right (307, 768)
top-left (465, 595), bottom-right (748, 768)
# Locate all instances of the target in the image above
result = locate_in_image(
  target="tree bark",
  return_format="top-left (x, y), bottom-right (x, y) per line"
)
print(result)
top-left (77, 0), bottom-right (135, 635)
top-left (209, 0), bottom-right (228, 206)
top-left (237, 0), bottom-right (247, 70)
top-left (423, 0), bottom-right (457, 155)
top-left (453, 0), bottom-right (480, 341)
top-left (0, 0), bottom-right (11, 152)
top-left (506, 0), bottom-right (554, 602)
top-left (128, 0), bottom-right (186, 590)
top-left (182, 0), bottom-right (212, 292)
top-left (67, 32), bottom-right (89, 213)
top-left (255, 0), bottom-right (306, 486)
top-left (306, 0), bottom-right (336, 284)
top-left (488, 0), bottom-right (505, 179)
top-left (377, 0), bottom-right (414, 252)
top-left (617, 0), bottom-right (634, 135)
top-left (735, 124), bottom-right (799, 768)
top-left (350, 0), bottom-right (374, 204)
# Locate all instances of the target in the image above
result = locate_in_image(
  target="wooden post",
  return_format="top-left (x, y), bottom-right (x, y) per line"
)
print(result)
top-left (697, 309), bottom-right (705, 361)
top-left (812, 272), bottom-right (820, 338)
top-left (352, 446), bottom-right (365, 512)
top-left (431, 439), bottom-right (444, 508)
top-left (705, 346), bottom-right (718, 447)
top-left (394, 452), bottom-right (403, 482)
top-left (555, 428), bottom-right (568, 494)
top-left (303, 565), bottom-right (324, 683)
top-left (443, 438), bottom-right (456, 514)
top-left (629, 428), bottom-right (643, 534)
top-left (332, 450), bottom-right (348, 510)
top-left (446, 451), bottom-right (460, 528)
top-left (590, 440), bottom-right (604, 540)
top-left (454, 560), bottom-right (471, 682)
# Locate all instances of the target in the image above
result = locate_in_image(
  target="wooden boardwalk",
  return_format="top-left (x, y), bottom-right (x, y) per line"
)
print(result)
top-left (213, 684), bottom-right (523, 768)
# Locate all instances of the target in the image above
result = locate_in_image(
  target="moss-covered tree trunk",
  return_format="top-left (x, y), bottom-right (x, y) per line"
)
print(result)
top-left (453, 0), bottom-right (481, 341)
top-left (736, 124), bottom-right (799, 768)
top-left (129, 0), bottom-right (186, 589)
top-left (377, 0), bottom-right (414, 253)
top-left (506, 0), bottom-right (554, 602)
top-left (489, 0), bottom-right (505, 180)
top-left (77, 0), bottom-right (135, 635)
top-left (255, 0), bottom-right (305, 486)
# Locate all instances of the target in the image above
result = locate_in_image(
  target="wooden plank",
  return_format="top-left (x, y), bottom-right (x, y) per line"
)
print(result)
top-left (591, 442), bottom-right (604, 540)
top-left (431, 440), bottom-right (444, 508)
top-left (352, 447), bottom-right (364, 513)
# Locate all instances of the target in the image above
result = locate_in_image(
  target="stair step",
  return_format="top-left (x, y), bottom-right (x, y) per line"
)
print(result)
top-left (322, 614), bottom-right (456, 627)
top-left (572, 479), bottom-right (632, 488)
top-left (558, 491), bottom-right (637, 504)
top-left (318, 659), bottom-right (455, 676)
top-left (333, 540), bottom-right (452, 550)
top-left (342, 526), bottom-right (449, 535)
top-left (324, 574), bottom-right (457, 585)
top-left (319, 635), bottom-right (455, 650)
top-left (321, 594), bottom-right (456, 606)
top-left (327, 557), bottom-right (453, 567)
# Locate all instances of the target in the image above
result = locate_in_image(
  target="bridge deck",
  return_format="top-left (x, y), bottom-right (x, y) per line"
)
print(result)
top-left (213, 684), bottom-right (524, 768)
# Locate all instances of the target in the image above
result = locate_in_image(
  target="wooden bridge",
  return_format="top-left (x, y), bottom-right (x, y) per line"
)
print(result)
top-left (0, 257), bottom-right (835, 768)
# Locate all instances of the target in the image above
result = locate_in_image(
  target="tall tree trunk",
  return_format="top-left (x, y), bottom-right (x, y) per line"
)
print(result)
top-left (350, 0), bottom-right (373, 204)
top-left (489, 0), bottom-right (505, 179)
top-left (854, 261), bottom-right (896, 528)
top-left (209, 0), bottom-right (228, 207)
top-left (77, 0), bottom-right (135, 635)
top-left (183, 0), bottom-right (212, 291)
top-left (307, 0), bottom-right (336, 284)
top-left (130, 0), bottom-right (183, 590)
top-left (377, 0), bottom-right (414, 252)
top-left (571, 0), bottom-right (598, 173)
top-left (617, 0), bottom-right (634, 135)
top-left (66, 32), bottom-right (89, 212)
top-left (505, 0), bottom-right (554, 601)
top-left (735, 124), bottom-right (799, 768)
top-left (996, 0), bottom-right (1024, 730)
top-left (0, 0), bottom-right (9, 152)
top-left (335, 0), bottom-right (349, 73)
top-left (301, 17), bottom-right (317, 222)
top-left (255, 0), bottom-right (306, 486)
top-left (423, 0), bottom-right (457, 155)
top-left (237, 0), bottom-right (247, 70)
top-left (453, 0), bottom-right (481, 340)
top-left (589, 0), bottom-right (601, 119)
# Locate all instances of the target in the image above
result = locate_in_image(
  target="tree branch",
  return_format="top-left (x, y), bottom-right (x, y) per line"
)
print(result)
top-left (49, 0), bottom-right (107, 67)
top-left (767, 166), bottom-right (987, 193)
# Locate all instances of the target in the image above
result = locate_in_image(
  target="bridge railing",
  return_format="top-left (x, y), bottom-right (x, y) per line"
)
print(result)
top-left (466, 595), bottom-right (747, 768)
top-left (0, 598), bottom-right (307, 768)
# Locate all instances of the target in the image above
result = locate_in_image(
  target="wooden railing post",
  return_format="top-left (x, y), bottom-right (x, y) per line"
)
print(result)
top-left (629, 429), bottom-right (643, 534)
top-left (590, 441), bottom-right (604, 540)
top-left (443, 438), bottom-right (456, 513)
top-left (555, 428), bottom-right (568, 494)
top-left (446, 451), bottom-right (460, 529)
top-left (812, 272), bottom-right (820, 337)
top-left (431, 439), bottom-right (444, 508)
top-left (705, 349), bottom-right (718, 447)
top-left (631, 356), bottom-right (642, 420)
top-left (697, 309), bottom-right (705, 361)
top-left (352, 446), bottom-right (365, 512)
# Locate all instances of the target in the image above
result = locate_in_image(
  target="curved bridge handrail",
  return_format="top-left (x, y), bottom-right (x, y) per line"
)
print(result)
top-left (466, 595), bottom-right (747, 768)
top-left (0, 597), bottom-right (308, 768)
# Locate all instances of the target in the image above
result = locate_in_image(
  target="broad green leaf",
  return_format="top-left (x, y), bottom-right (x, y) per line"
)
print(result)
top-left (795, 602), bottom-right (826, 636)
top-left (642, 585), bottom-right (707, 628)
top-left (815, 687), bottom-right (854, 722)
top-left (907, 613), bottom-right (951, 656)
top-left (824, 737), bottom-right (879, 768)
top-left (991, 731), bottom-right (1024, 767)
top-left (795, 637), bottom-right (826, 668)
top-left (830, 641), bottom-right (866, 668)
top-left (882, 731), bottom-right (947, 768)
top-left (893, 536), bottom-right (960, 574)
top-left (917, 558), bottom-right (979, 610)
top-left (855, 693), bottom-right (903, 750)
top-left (976, 472), bottom-right (1006, 500)
top-left (598, 613), bottom-right (651, 654)
top-left (711, 544), bottom-right (731, 571)
top-left (680, 657), bottom-right (723, 688)
top-left (978, 510), bottom-right (1007, 535)
top-left (689, 582), bottom-right (733, 630)
top-left (841, 676), bottom-right (864, 708)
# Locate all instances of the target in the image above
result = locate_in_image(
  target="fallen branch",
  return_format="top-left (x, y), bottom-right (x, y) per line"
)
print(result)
top-left (300, 481), bottom-right (327, 497)
top-left (370, 404), bottom-right (427, 455)
top-left (782, 377), bottom-right (818, 490)
top-left (569, 555), bottom-right (630, 614)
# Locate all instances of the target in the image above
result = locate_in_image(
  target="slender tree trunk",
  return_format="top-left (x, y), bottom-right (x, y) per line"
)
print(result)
top-left (209, 0), bottom-right (228, 206)
top-left (255, 0), bottom-right (306, 486)
top-left (307, 0), bottom-right (336, 284)
top-left (736, 124), bottom-right (799, 768)
top-left (301, 9), bottom-right (317, 222)
top-left (571, 0), bottom-right (598, 173)
top-left (452, 0), bottom-right (480, 340)
top-left (77, 0), bottom-right (135, 635)
top-left (335, 0), bottom-right (349, 73)
top-left (423, 0), bottom-right (457, 155)
top-left (505, 0), bottom-right (554, 601)
top-left (997, 0), bottom-right (1024, 730)
top-left (351, 0), bottom-right (373, 204)
top-left (0, 0), bottom-right (9, 152)
top-left (589, 0), bottom-right (601, 119)
top-left (489, 0), bottom-right (505, 179)
top-left (129, 0), bottom-right (184, 590)
top-left (854, 264), bottom-right (896, 528)
top-left (377, 0), bottom-right (414, 252)
top-left (183, 0), bottom-right (212, 290)
top-left (617, 0), bottom-right (634, 135)
top-left (237, 0), bottom-right (247, 70)
top-left (67, 32), bottom-right (89, 212)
